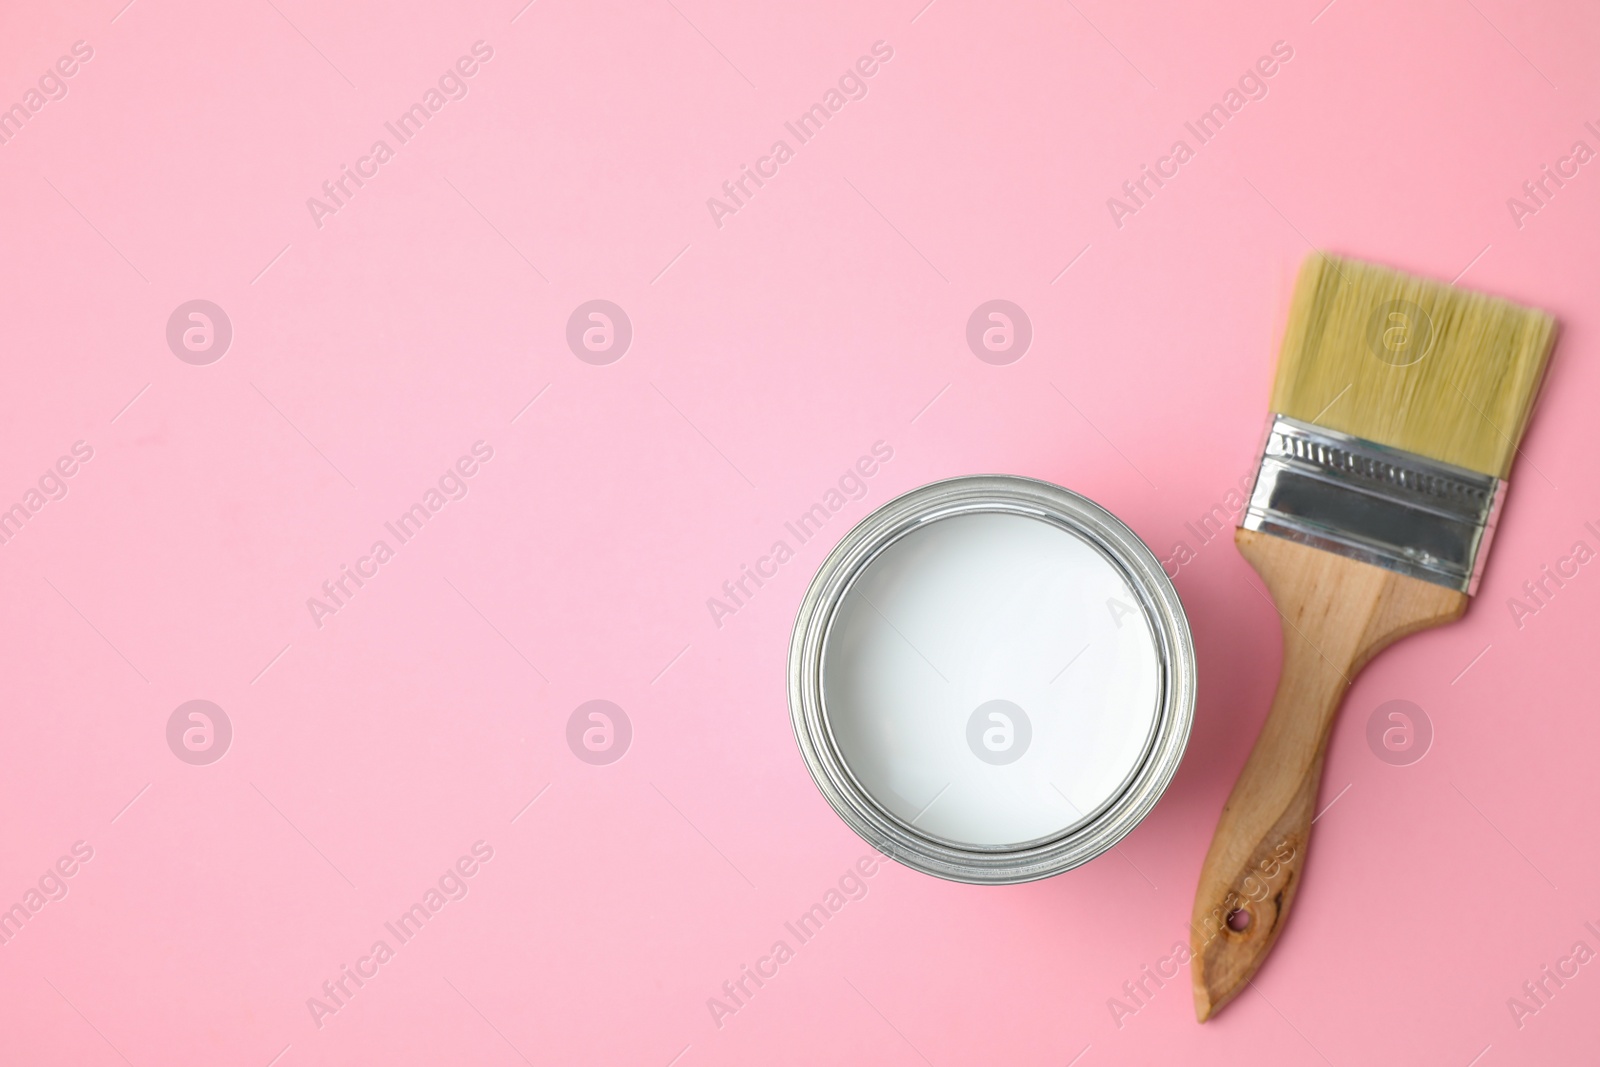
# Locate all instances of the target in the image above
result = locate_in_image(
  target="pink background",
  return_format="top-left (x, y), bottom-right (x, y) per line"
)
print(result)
top-left (2, 0), bottom-right (1598, 1063)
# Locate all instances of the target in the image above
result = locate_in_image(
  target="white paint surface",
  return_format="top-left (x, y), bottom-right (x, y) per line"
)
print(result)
top-left (822, 512), bottom-right (1162, 847)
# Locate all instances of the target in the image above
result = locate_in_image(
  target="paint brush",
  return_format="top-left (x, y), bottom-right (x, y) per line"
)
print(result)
top-left (1190, 253), bottom-right (1558, 1021)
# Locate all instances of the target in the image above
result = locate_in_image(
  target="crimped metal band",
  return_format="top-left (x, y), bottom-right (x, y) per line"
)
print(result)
top-left (1240, 414), bottom-right (1505, 595)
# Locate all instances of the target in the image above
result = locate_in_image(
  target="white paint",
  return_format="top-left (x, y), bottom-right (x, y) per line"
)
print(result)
top-left (822, 512), bottom-right (1161, 847)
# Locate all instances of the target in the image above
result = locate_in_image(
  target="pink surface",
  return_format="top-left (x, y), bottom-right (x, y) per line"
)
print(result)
top-left (2, 0), bottom-right (1597, 1063)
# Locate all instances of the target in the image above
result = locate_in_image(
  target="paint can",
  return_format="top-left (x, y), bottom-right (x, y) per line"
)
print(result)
top-left (788, 475), bottom-right (1195, 883)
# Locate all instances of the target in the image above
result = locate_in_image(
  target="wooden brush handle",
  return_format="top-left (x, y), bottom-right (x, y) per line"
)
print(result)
top-left (1189, 529), bottom-right (1468, 1022)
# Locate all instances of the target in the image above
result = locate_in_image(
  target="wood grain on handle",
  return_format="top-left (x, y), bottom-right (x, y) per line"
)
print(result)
top-left (1190, 529), bottom-right (1468, 1022)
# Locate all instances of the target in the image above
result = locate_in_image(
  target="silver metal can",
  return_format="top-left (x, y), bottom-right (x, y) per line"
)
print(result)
top-left (788, 475), bottom-right (1196, 884)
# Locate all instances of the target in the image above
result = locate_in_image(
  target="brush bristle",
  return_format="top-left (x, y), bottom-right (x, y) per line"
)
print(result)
top-left (1269, 254), bottom-right (1557, 478)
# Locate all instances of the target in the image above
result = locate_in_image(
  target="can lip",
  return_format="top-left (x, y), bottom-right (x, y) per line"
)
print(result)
top-left (787, 474), bottom-right (1197, 885)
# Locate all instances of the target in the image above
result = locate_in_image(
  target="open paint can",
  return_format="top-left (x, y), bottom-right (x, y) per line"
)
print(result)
top-left (789, 475), bottom-right (1195, 883)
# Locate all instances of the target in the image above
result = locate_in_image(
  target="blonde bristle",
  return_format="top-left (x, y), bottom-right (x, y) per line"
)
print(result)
top-left (1270, 255), bottom-right (1557, 478)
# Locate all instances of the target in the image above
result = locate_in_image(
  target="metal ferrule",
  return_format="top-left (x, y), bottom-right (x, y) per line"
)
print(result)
top-left (1240, 414), bottom-right (1505, 595)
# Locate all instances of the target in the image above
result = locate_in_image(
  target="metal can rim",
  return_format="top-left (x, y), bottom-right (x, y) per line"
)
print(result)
top-left (787, 474), bottom-right (1196, 885)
